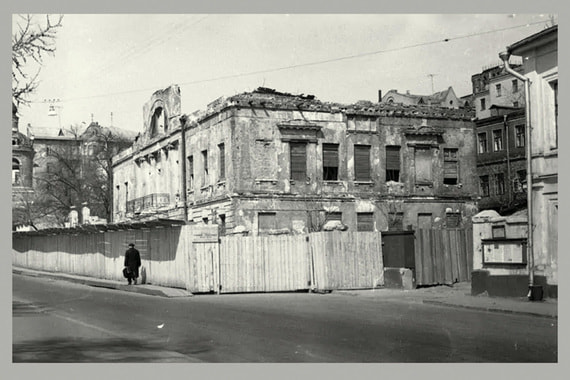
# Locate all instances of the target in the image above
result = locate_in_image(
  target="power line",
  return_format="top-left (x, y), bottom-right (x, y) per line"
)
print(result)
top-left (92, 15), bottom-right (210, 78)
top-left (35, 20), bottom-right (546, 104)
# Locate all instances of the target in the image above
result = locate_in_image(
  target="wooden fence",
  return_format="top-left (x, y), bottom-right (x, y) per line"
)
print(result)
top-left (414, 228), bottom-right (473, 285)
top-left (13, 226), bottom-right (473, 293)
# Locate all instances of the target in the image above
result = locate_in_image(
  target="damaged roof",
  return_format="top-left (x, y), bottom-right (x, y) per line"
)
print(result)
top-left (213, 87), bottom-right (474, 120)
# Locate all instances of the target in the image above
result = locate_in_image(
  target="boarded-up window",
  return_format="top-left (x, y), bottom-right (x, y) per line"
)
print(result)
top-left (443, 148), bottom-right (459, 185)
top-left (218, 143), bottom-right (225, 180)
top-left (385, 146), bottom-right (400, 182)
top-left (492, 225), bottom-right (506, 239)
top-left (354, 145), bottom-right (371, 181)
top-left (290, 143), bottom-right (306, 181)
top-left (417, 213), bottom-right (432, 229)
top-left (322, 144), bottom-right (339, 180)
top-left (414, 147), bottom-right (432, 183)
top-left (388, 212), bottom-right (404, 230)
top-left (258, 212), bottom-right (276, 231)
top-left (357, 212), bottom-right (374, 231)
top-left (327, 212), bottom-right (342, 223)
top-left (446, 212), bottom-right (461, 228)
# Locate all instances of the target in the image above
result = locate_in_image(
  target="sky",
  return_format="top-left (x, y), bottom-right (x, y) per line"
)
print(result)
top-left (13, 13), bottom-right (557, 134)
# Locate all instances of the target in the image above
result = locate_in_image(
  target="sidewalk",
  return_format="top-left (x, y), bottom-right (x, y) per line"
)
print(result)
top-left (337, 282), bottom-right (558, 319)
top-left (13, 267), bottom-right (557, 319)
top-left (12, 267), bottom-right (193, 298)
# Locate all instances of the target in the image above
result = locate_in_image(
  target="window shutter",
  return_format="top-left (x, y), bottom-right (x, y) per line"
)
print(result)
top-left (290, 143), bottom-right (306, 180)
top-left (444, 161), bottom-right (458, 178)
top-left (415, 147), bottom-right (432, 182)
top-left (385, 146), bottom-right (400, 170)
top-left (354, 145), bottom-right (371, 180)
top-left (357, 212), bottom-right (374, 231)
top-left (322, 144), bottom-right (338, 167)
top-left (258, 212), bottom-right (277, 230)
top-left (328, 212), bottom-right (342, 222)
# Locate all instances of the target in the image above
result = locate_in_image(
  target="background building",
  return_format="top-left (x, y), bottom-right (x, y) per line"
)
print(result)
top-left (12, 103), bottom-right (35, 230)
top-left (381, 87), bottom-right (460, 109)
top-left (113, 86), bottom-right (480, 235)
top-left (475, 105), bottom-right (527, 213)
top-left (471, 58), bottom-right (528, 214)
top-left (13, 119), bottom-right (136, 230)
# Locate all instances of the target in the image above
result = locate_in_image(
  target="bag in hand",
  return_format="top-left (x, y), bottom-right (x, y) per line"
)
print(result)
top-left (122, 267), bottom-right (131, 278)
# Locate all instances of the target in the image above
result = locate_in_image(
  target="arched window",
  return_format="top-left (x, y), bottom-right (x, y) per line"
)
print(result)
top-left (12, 158), bottom-right (21, 185)
top-left (150, 106), bottom-right (167, 137)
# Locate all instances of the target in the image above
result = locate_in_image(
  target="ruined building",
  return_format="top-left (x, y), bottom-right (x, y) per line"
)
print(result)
top-left (112, 86), bottom-right (479, 234)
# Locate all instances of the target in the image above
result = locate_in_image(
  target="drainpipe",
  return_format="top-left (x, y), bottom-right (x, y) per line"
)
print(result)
top-left (499, 51), bottom-right (538, 299)
top-left (503, 114), bottom-right (512, 208)
top-left (180, 115), bottom-right (188, 222)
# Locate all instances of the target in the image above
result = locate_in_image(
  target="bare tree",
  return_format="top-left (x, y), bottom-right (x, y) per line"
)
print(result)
top-left (33, 124), bottom-right (132, 226)
top-left (12, 14), bottom-right (63, 107)
top-left (376, 200), bottom-right (405, 231)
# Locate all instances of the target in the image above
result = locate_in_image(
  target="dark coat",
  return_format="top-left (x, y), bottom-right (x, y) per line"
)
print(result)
top-left (124, 247), bottom-right (141, 278)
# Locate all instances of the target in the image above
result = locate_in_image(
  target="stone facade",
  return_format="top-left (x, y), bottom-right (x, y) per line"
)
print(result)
top-left (113, 86), bottom-right (480, 235)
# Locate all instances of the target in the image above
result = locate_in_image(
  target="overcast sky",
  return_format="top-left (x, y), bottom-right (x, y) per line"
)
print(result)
top-left (14, 13), bottom-right (556, 133)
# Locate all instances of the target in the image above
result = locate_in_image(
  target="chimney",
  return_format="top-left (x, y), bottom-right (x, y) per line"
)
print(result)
top-left (378, 90), bottom-right (382, 102)
top-left (406, 90), bottom-right (410, 95)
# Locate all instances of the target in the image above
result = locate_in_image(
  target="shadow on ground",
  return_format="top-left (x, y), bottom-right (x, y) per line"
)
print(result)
top-left (13, 337), bottom-right (209, 363)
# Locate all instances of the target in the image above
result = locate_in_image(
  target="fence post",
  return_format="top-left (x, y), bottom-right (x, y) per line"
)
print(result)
top-left (307, 235), bottom-right (316, 292)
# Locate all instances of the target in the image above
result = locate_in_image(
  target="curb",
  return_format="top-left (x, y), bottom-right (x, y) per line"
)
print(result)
top-left (422, 299), bottom-right (557, 319)
top-left (13, 268), bottom-right (192, 298)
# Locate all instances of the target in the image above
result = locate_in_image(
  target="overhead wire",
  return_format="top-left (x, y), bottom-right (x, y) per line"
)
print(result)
top-left (92, 15), bottom-right (209, 77)
top-left (33, 19), bottom-right (548, 104)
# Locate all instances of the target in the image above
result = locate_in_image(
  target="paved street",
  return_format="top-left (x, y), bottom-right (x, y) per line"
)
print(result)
top-left (13, 273), bottom-right (557, 363)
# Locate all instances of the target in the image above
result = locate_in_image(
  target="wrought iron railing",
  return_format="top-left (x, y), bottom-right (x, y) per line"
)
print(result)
top-left (126, 193), bottom-right (170, 214)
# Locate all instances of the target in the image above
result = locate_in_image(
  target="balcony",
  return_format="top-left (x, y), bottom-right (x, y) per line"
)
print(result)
top-left (126, 193), bottom-right (170, 214)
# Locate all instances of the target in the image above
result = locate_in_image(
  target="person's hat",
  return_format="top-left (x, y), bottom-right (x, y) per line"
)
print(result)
top-left (128, 243), bottom-right (135, 247)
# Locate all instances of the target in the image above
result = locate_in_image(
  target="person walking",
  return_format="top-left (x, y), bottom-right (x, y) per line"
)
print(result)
top-left (124, 243), bottom-right (141, 285)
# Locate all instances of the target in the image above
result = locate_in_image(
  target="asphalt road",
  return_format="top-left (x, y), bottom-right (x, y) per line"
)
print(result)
top-left (12, 273), bottom-right (557, 363)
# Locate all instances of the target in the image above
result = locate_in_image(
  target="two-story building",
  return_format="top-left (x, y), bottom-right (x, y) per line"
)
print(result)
top-left (112, 86), bottom-right (480, 235)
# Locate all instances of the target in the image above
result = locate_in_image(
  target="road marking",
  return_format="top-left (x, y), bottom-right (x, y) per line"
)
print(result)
top-left (50, 312), bottom-right (128, 339)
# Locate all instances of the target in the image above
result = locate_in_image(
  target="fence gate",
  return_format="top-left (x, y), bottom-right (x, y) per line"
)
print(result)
top-left (381, 230), bottom-right (416, 275)
top-left (188, 226), bottom-right (220, 293)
